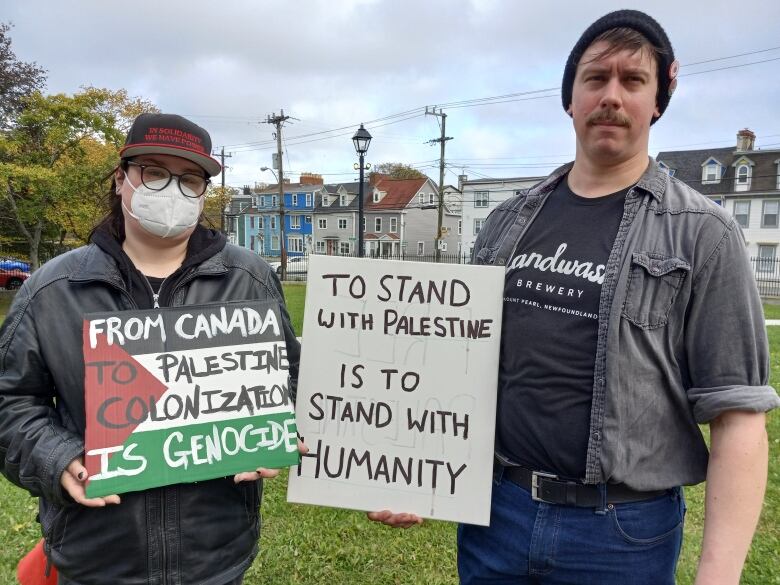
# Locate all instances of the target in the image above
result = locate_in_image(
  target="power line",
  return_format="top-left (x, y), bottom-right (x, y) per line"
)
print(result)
top-left (681, 46), bottom-right (780, 68)
top-left (206, 45), bottom-right (780, 153)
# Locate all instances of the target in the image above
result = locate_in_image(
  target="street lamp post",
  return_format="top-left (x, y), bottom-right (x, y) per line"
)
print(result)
top-left (352, 124), bottom-right (372, 258)
top-left (261, 166), bottom-right (285, 279)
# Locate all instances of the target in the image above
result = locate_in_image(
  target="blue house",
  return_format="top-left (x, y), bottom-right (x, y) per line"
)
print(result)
top-left (253, 179), bottom-right (323, 256)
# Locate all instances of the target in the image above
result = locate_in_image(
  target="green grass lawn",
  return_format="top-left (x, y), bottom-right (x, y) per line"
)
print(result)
top-left (764, 301), bottom-right (780, 320)
top-left (0, 290), bottom-right (777, 584)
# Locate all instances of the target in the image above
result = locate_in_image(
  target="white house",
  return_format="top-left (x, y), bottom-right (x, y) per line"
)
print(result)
top-left (459, 175), bottom-right (544, 257)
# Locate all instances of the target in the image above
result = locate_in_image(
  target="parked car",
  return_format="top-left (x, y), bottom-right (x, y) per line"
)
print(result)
top-left (0, 257), bottom-right (30, 272)
top-left (0, 268), bottom-right (29, 290)
top-left (268, 256), bottom-right (307, 277)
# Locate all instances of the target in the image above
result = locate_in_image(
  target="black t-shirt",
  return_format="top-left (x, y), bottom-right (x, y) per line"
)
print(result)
top-left (498, 176), bottom-right (626, 478)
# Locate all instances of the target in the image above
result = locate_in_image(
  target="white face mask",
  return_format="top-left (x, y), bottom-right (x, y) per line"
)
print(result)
top-left (120, 172), bottom-right (203, 238)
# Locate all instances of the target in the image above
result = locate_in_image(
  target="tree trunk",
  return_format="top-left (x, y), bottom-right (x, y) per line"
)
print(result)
top-left (29, 219), bottom-right (43, 271)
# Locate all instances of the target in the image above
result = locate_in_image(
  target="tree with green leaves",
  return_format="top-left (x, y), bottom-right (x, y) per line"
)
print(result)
top-left (0, 87), bottom-right (157, 268)
top-left (0, 22), bottom-right (46, 130)
top-left (373, 162), bottom-right (427, 179)
top-left (202, 185), bottom-right (237, 231)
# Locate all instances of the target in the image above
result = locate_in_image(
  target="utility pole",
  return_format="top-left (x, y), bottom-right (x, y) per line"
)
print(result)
top-left (211, 147), bottom-right (233, 233)
top-left (265, 110), bottom-right (291, 280)
top-left (426, 107), bottom-right (453, 262)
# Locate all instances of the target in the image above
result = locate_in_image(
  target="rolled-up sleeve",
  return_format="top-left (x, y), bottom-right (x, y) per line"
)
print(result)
top-left (685, 219), bottom-right (780, 423)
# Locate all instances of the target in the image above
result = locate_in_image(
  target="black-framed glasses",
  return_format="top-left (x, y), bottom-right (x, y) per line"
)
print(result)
top-left (126, 161), bottom-right (210, 198)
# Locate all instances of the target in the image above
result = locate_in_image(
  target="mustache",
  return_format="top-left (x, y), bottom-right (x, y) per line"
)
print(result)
top-left (586, 110), bottom-right (631, 127)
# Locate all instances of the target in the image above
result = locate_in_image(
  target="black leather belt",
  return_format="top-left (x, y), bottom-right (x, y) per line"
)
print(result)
top-left (495, 461), bottom-right (667, 507)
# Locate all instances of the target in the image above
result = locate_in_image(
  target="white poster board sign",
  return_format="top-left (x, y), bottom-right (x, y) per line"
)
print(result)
top-left (287, 255), bottom-right (504, 525)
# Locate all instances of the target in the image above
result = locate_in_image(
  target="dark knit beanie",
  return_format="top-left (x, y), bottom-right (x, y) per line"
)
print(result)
top-left (561, 10), bottom-right (677, 124)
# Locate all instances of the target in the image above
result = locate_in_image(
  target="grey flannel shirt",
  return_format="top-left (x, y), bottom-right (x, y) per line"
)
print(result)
top-left (474, 158), bottom-right (780, 490)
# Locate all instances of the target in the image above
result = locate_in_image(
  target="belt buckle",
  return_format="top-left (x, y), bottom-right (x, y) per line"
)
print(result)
top-left (531, 471), bottom-right (558, 503)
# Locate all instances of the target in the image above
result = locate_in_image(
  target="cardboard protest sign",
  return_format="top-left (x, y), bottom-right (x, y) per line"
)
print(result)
top-left (287, 256), bottom-right (504, 526)
top-left (83, 301), bottom-right (298, 498)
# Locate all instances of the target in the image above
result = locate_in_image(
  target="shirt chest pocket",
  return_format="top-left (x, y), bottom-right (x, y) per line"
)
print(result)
top-left (622, 252), bottom-right (690, 329)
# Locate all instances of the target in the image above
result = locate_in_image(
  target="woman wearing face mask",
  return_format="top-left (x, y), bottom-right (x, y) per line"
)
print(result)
top-left (0, 113), bottom-right (301, 585)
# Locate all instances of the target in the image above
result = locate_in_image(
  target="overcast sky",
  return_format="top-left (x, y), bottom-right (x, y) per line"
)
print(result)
top-left (4, 0), bottom-right (779, 192)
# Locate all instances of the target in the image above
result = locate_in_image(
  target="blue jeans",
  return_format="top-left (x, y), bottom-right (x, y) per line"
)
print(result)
top-left (458, 469), bottom-right (685, 584)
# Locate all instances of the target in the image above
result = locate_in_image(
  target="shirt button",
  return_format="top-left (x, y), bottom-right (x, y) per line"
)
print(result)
top-left (592, 431), bottom-right (601, 441)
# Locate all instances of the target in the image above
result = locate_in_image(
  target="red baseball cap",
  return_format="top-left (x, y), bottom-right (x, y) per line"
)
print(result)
top-left (120, 113), bottom-right (222, 177)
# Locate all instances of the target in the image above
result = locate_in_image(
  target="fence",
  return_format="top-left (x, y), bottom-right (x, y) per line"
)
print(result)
top-left (5, 244), bottom-right (780, 298)
top-left (751, 256), bottom-right (780, 297)
top-left (272, 253), bottom-right (780, 298)
top-left (262, 251), bottom-right (472, 281)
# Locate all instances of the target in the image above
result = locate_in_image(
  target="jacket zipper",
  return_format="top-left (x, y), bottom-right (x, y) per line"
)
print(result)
top-left (88, 268), bottom-right (211, 584)
top-left (140, 273), bottom-right (172, 309)
top-left (161, 490), bottom-right (168, 585)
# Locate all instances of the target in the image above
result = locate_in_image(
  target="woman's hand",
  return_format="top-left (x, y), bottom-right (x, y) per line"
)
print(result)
top-left (234, 439), bottom-right (309, 483)
top-left (60, 458), bottom-right (121, 507)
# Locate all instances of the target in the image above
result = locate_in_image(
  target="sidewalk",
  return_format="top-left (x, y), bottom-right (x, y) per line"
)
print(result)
top-left (767, 320), bottom-right (780, 326)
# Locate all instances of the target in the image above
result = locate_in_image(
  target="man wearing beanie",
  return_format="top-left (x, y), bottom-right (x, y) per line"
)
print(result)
top-left (370, 9), bottom-right (779, 585)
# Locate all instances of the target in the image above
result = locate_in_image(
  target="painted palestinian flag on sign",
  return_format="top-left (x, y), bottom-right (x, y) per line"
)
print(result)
top-left (83, 301), bottom-right (298, 498)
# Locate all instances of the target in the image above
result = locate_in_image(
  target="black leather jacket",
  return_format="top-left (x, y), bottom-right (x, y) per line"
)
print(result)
top-left (0, 242), bottom-right (300, 585)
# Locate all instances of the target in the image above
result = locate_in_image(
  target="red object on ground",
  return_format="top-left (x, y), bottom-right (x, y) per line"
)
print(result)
top-left (16, 539), bottom-right (57, 585)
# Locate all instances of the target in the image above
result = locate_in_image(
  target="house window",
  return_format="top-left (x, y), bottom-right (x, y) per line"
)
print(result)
top-left (458, 219), bottom-right (462, 235)
top-left (291, 215), bottom-right (301, 229)
top-left (375, 218), bottom-right (382, 232)
top-left (418, 193), bottom-right (425, 206)
top-left (322, 194), bottom-right (329, 206)
top-left (417, 241), bottom-right (424, 256)
top-left (735, 164), bottom-right (751, 191)
top-left (339, 241), bottom-right (351, 255)
top-left (258, 216), bottom-right (264, 229)
top-left (250, 216), bottom-right (255, 229)
top-left (474, 218), bottom-right (485, 234)
top-left (305, 215), bottom-right (311, 223)
top-left (270, 216), bottom-right (277, 230)
top-left (306, 194), bottom-right (313, 207)
top-left (758, 245), bottom-right (776, 273)
top-left (362, 217), bottom-right (366, 232)
top-left (292, 194), bottom-right (298, 206)
top-left (702, 162), bottom-right (721, 184)
top-left (390, 217), bottom-right (397, 233)
top-left (762, 200), bottom-right (779, 228)
top-left (338, 217), bottom-right (348, 230)
top-left (289, 236), bottom-right (303, 253)
top-left (272, 195), bottom-right (278, 207)
top-left (734, 201), bottom-right (750, 228)
top-left (315, 241), bottom-right (326, 253)
top-left (658, 162), bottom-right (676, 176)
top-left (373, 191), bottom-right (380, 203)
top-left (318, 218), bottom-right (327, 229)
top-left (271, 236), bottom-right (280, 250)
top-left (429, 193), bottom-right (435, 205)
top-left (475, 191), bottom-right (489, 208)
top-left (710, 198), bottom-right (722, 206)
top-left (440, 242), bottom-right (448, 252)
top-left (340, 194), bottom-right (346, 206)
